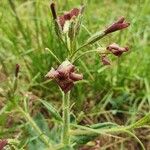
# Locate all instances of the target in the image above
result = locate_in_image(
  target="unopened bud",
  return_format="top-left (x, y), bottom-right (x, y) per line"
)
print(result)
top-left (104, 17), bottom-right (130, 34)
top-left (50, 2), bottom-right (57, 20)
top-left (15, 64), bottom-right (20, 78)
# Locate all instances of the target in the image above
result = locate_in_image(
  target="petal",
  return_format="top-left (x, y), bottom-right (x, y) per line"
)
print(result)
top-left (70, 73), bottom-right (83, 81)
top-left (70, 8), bottom-right (80, 17)
top-left (45, 68), bottom-right (59, 79)
top-left (116, 17), bottom-right (125, 23)
top-left (57, 60), bottom-right (74, 78)
top-left (58, 15), bottom-right (65, 29)
top-left (64, 13), bottom-right (71, 20)
top-left (107, 43), bottom-right (120, 50)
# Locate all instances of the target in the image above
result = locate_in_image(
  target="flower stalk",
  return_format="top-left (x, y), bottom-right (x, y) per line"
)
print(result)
top-left (62, 91), bottom-right (71, 145)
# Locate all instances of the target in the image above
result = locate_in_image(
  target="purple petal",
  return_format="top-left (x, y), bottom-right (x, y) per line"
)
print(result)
top-left (70, 73), bottom-right (83, 81)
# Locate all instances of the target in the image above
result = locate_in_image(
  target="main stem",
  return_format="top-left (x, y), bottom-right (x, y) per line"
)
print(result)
top-left (62, 91), bottom-right (70, 145)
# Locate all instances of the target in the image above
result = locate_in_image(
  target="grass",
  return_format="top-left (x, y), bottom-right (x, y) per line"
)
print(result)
top-left (0, 0), bottom-right (150, 149)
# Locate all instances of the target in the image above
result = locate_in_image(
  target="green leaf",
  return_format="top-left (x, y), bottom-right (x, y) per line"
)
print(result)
top-left (89, 122), bottom-right (118, 129)
top-left (130, 113), bottom-right (150, 129)
top-left (27, 113), bottom-right (51, 150)
top-left (72, 122), bottom-right (118, 148)
top-left (39, 99), bottom-right (63, 122)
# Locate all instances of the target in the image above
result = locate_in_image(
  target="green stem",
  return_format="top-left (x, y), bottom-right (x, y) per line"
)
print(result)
top-left (73, 49), bottom-right (109, 63)
top-left (62, 91), bottom-right (70, 145)
top-left (17, 106), bottom-right (54, 149)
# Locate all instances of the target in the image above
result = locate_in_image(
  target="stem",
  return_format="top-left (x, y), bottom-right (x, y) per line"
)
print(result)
top-left (17, 106), bottom-right (54, 149)
top-left (73, 49), bottom-right (109, 63)
top-left (62, 91), bottom-right (70, 145)
top-left (70, 43), bottom-right (88, 59)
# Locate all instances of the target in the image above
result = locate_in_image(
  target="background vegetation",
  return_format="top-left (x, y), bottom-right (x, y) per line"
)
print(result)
top-left (0, 0), bottom-right (150, 149)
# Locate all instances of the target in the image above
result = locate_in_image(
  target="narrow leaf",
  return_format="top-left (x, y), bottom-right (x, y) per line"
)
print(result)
top-left (39, 99), bottom-right (62, 122)
top-left (130, 113), bottom-right (150, 129)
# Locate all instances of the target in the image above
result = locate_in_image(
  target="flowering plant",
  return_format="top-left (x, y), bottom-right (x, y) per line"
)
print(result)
top-left (3, 1), bottom-right (150, 150)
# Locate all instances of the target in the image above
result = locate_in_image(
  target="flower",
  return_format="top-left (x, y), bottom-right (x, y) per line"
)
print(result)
top-left (58, 8), bottom-right (80, 29)
top-left (50, 2), bottom-right (84, 30)
top-left (101, 55), bottom-right (111, 65)
top-left (0, 139), bottom-right (7, 150)
top-left (104, 17), bottom-right (130, 34)
top-left (46, 60), bottom-right (83, 93)
top-left (107, 43), bottom-right (129, 56)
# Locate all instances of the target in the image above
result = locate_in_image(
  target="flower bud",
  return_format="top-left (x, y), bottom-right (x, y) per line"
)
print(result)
top-left (104, 17), bottom-right (130, 34)
top-left (101, 55), bottom-right (111, 65)
top-left (15, 64), bottom-right (20, 78)
top-left (107, 43), bottom-right (129, 56)
top-left (50, 2), bottom-right (57, 20)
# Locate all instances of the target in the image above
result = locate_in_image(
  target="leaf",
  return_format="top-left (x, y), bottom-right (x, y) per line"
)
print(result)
top-left (72, 122), bottom-right (118, 148)
top-left (130, 113), bottom-right (150, 129)
top-left (27, 113), bottom-right (51, 150)
top-left (72, 134), bottom-right (96, 147)
top-left (39, 99), bottom-right (63, 122)
top-left (89, 122), bottom-right (118, 129)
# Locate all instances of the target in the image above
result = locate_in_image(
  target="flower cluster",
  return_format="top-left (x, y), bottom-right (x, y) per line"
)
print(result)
top-left (46, 60), bottom-right (83, 93)
top-left (48, 2), bottom-right (130, 92)
top-left (99, 17), bottom-right (130, 65)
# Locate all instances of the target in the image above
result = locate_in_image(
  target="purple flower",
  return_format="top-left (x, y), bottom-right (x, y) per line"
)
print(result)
top-left (101, 55), bottom-right (111, 65)
top-left (50, 2), bottom-right (84, 30)
top-left (0, 140), bottom-right (7, 150)
top-left (104, 17), bottom-right (130, 34)
top-left (46, 60), bottom-right (83, 93)
top-left (58, 8), bottom-right (80, 29)
top-left (107, 43), bottom-right (129, 56)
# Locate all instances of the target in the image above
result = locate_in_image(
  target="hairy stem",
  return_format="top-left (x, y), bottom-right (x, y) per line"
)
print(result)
top-left (62, 91), bottom-right (70, 145)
